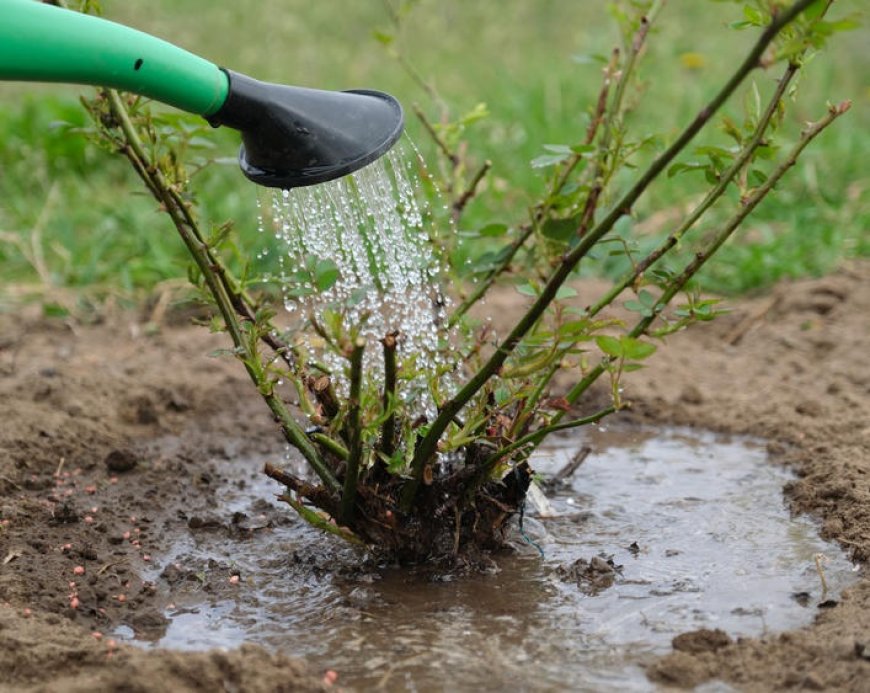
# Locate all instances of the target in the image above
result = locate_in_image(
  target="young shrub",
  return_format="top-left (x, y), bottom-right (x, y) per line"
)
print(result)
top-left (80, 0), bottom-right (851, 563)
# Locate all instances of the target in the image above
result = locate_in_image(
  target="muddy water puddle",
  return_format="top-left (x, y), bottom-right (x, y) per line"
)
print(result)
top-left (125, 427), bottom-right (858, 691)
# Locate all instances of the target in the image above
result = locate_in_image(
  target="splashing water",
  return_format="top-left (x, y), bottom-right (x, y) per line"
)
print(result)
top-left (261, 141), bottom-right (453, 413)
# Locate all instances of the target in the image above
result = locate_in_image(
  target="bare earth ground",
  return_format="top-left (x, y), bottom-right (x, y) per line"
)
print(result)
top-left (1, 262), bottom-right (868, 691)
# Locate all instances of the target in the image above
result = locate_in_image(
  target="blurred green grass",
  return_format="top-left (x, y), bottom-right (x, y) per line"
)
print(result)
top-left (1, 0), bottom-right (867, 307)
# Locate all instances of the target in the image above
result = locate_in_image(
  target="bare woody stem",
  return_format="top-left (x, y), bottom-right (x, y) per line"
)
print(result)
top-left (484, 406), bottom-right (616, 470)
top-left (452, 160), bottom-right (492, 223)
top-left (340, 339), bottom-right (366, 524)
top-left (449, 1), bottom-right (660, 326)
top-left (577, 0), bottom-right (662, 240)
top-left (406, 0), bottom-right (818, 500)
top-left (640, 102), bottom-right (851, 335)
top-left (413, 103), bottom-right (457, 167)
top-left (545, 1), bottom-right (834, 428)
top-left (379, 333), bottom-right (398, 459)
top-left (103, 90), bottom-right (339, 494)
top-left (588, 59), bottom-right (801, 317)
top-left (547, 100), bottom-right (850, 442)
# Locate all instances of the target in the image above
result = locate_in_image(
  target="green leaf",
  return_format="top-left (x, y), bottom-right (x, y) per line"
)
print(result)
top-left (285, 285), bottom-right (315, 299)
top-left (571, 53), bottom-right (609, 65)
top-left (623, 299), bottom-right (652, 317)
top-left (749, 168), bottom-right (768, 186)
top-left (314, 258), bottom-right (340, 291)
top-left (540, 214), bottom-right (580, 243)
top-left (543, 144), bottom-right (572, 154)
top-left (42, 302), bottom-right (69, 318)
top-left (557, 319), bottom-right (591, 338)
top-left (570, 144), bottom-right (595, 155)
top-left (621, 337), bottom-right (657, 361)
top-left (458, 103), bottom-right (489, 128)
top-left (531, 153), bottom-right (570, 169)
top-left (596, 335), bottom-right (623, 357)
top-left (478, 223), bottom-right (508, 237)
top-left (516, 282), bottom-right (538, 297)
top-left (556, 286), bottom-right (578, 300)
top-left (742, 5), bottom-right (765, 27)
top-left (372, 29), bottom-right (394, 46)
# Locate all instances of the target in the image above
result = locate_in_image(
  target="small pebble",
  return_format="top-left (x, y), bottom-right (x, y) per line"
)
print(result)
top-left (70, 596), bottom-right (80, 609)
top-left (92, 631), bottom-right (103, 640)
top-left (323, 670), bottom-right (338, 686)
top-left (117, 594), bottom-right (126, 603)
top-left (229, 575), bottom-right (240, 585)
top-left (83, 516), bottom-right (94, 524)
top-left (73, 566), bottom-right (85, 576)
top-left (22, 608), bottom-right (31, 618)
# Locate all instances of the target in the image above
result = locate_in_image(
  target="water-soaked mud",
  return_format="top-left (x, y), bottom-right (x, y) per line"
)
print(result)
top-left (103, 427), bottom-right (854, 691)
top-left (1, 261), bottom-right (869, 691)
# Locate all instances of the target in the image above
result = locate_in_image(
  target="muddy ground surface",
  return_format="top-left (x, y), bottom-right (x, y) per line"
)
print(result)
top-left (1, 262), bottom-right (868, 691)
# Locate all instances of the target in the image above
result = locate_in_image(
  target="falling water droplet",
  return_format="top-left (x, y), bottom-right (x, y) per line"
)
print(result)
top-left (262, 140), bottom-right (456, 417)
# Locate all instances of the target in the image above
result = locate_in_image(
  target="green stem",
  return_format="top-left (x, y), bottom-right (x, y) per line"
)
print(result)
top-left (313, 432), bottom-right (349, 461)
top-left (278, 494), bottom-right (364, 545)
top-left (638, 101), bottom-right (850, 336)
top-left (553, 100), bottom-right (849, 436)
top-left (340, 339), bottom-right (366, 524)
top-left (407, 0), bottom-right (816, 503)
top-left (508, 362), bottom-right (560, 440)
top-left (103, 90), bottom-right (340, 494)
top-left (449, 224), bottom-right (533, 327)
top-left (578, 1), bottom-right (662, 238)
top-left (484, 406), bottom-right (616, 471)
top-left (588, 60), bottom-right (807, 317)
top-left (379, 333), bottom-right (398, 459)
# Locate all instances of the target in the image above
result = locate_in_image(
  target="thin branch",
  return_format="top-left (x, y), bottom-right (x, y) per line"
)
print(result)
top-left (546, 99), bottom-right (850, 441)
top-left (406, 0), bottom-right (819, 503)
top-left (577, 2), bottom-right (662, 240)
top-left (484, 406), bottom-right (616, 472)
top-left (413, 103), bottom-right (457, 167)
top-left (588, 59), bottom-right (801, 317)
top-left (102, 89), bottom-right (340, 494)
top-left (276, 494), bottom-right (364, 545)
top-left (340, 339), bottom-right (366, 524)
top-left (312, 432), bottom-right (349, 461)
top-left (452, 159), bottom-right (492, 223)
top-left (448, 224), bottom-right (533, 327)
top-left (448, 3), bottom-right (658, 326)
top-left (640, 101), bottom-right (851, 335)
top-left (378, 332), bottom-right (399, 460)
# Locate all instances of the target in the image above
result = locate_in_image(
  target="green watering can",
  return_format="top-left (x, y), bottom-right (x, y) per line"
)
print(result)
top-left (0, 0), bottom-right (404, 188)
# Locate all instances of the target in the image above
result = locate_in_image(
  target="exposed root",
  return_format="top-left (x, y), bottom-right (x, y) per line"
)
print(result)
top-left (265, 456), bottom-right (532, 564)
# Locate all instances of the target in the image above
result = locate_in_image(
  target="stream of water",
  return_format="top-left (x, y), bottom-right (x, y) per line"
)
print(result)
top-left (258, 142), bottom-right (452, 413)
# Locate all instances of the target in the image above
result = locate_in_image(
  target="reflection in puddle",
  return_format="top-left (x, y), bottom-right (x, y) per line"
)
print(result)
top-left (128, 427), bottom-right (858, 691)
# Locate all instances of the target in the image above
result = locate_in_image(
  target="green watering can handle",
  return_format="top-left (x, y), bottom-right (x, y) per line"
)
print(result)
top-left (0, 0), bottom-right (229, 116)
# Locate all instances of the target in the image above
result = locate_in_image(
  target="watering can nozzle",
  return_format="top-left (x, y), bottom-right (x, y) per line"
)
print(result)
top-left (208, 70), bottom-right (404, 189)
top-left (0, 0), bottom-right (404, 189)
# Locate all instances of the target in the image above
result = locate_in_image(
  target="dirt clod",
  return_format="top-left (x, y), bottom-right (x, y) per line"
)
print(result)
top-left (672, 628), bottom-right (732, 654)
top-left (104, 448), bottom-right (138, 473)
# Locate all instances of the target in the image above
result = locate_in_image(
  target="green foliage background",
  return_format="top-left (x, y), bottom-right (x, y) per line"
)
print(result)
top-left (1, 0), bottom-right (867, 308)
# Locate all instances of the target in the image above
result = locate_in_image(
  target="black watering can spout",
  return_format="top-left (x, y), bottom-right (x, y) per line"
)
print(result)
top-left (0, 0), bottom-right (404, 189)
top-left (209, 70), bottom-right (404, 189)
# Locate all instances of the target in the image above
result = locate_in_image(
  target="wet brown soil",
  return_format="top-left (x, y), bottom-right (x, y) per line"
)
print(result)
top-left (1, 261), bottom-right (869, 691)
